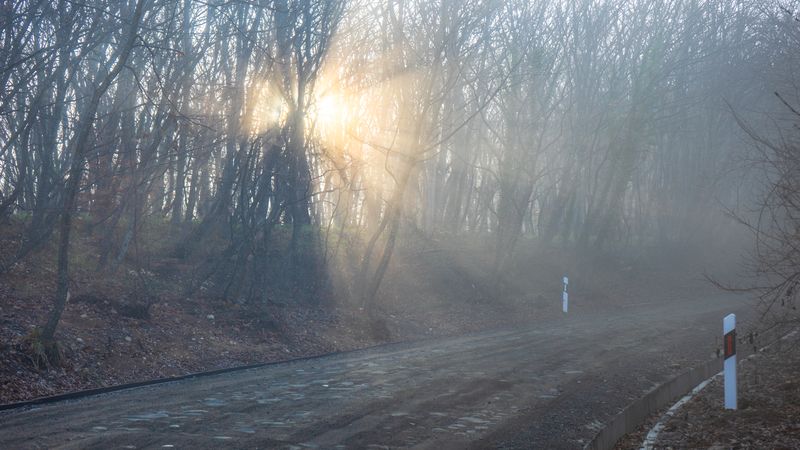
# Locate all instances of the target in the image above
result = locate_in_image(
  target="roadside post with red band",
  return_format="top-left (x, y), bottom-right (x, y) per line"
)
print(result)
top-left (723, 313), bottom-right (737, 410)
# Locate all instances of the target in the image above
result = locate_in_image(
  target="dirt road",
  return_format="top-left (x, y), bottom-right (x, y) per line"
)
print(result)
top-left (0, 293), bottom-right (751, 449)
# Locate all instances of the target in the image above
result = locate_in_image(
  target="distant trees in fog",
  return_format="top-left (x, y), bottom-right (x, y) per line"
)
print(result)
top-left (0, 0), bottom-right (798, 340)
top-left (727, 5), bottom-right (800, 326)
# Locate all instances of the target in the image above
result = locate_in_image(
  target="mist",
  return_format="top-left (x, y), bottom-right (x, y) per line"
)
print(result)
top-left (1, 0), bottom-right (800, 448)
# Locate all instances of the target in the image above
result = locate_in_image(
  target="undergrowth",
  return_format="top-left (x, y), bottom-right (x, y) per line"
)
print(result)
top-left (19, 328), bottom-right (61, 370)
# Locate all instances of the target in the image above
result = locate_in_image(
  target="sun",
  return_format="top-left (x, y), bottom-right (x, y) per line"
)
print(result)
top-left (311, 92), bottom-right (349, 137)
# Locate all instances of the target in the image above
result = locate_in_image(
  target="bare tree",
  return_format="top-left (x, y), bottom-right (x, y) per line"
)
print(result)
top-left (41, 0), bottom-right (147, 351)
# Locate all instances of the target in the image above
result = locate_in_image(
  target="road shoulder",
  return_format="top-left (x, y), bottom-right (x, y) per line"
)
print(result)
top-left (616, 334), bottom-right (800, 449)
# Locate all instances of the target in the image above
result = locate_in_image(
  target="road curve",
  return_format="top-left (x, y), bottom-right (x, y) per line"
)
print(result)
top-left (0, 293), bottom-right (751, 449)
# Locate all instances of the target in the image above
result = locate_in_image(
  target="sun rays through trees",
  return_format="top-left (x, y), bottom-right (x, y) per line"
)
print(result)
top-left (1, 0), bottom-right (799, 343)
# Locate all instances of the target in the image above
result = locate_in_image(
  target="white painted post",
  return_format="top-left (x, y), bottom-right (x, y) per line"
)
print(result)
top-left (562, 276), bottom-right (569, 313)
top-left (723, 313), bottom-right (737, 409)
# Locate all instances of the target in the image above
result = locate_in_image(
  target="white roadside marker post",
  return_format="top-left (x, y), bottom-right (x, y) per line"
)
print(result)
top-left (562, 276), bottom-right (569, 313)
top-left (723, 313), bottom-right (737, 410)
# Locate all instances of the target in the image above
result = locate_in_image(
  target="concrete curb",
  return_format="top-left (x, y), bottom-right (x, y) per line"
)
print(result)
top-left (584, 357), bottom-right (722, 450)
top-left (640, 370), bottom-right (721, 449)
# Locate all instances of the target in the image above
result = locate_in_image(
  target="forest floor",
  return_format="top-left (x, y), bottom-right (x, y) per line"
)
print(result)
top-left (0, 221), bottom-right (747, 406)
top-left (615, 332), bottom-right (800, 449)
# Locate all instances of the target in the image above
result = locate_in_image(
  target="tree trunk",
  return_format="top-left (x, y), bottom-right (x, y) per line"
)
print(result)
top-left (41, 0), bottom-right (145, 343)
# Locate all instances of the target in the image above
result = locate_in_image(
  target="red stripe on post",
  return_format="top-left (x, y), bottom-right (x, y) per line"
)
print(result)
top-left (724, 330), bottom-right (736, 359)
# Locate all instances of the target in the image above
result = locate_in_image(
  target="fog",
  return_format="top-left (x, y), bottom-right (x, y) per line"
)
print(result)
top-left (4, 2), bottom-right (800, 448)
top-left (1, 0), bottom-right (799, 349)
